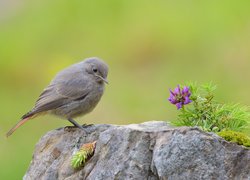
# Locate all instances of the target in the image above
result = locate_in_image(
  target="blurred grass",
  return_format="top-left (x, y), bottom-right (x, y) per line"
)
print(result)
top-left (1, 0), bottom-right (250, 179)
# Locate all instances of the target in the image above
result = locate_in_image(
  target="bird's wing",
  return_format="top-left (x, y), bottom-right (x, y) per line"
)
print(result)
top-left (26, 78), bottom-right (90, 117)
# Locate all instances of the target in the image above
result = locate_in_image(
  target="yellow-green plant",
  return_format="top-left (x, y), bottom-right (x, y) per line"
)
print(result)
top-left (217, 130), bottom-right (250, 147)
top-left (71, 141), bottom-right (96, 169)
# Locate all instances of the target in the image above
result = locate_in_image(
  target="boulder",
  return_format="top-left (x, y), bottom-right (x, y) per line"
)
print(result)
top-left (24, 121), bottom-right (250, 180)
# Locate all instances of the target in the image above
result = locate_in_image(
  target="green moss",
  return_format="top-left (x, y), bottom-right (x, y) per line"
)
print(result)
top-left (217, 130), bottom-right (250, 147)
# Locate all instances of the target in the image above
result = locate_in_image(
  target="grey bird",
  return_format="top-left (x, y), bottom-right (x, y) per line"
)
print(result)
top-left (6, 57), bottom-right (109, 137)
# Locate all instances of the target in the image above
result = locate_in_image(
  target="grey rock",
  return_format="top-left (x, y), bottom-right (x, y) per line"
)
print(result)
top-left (24, 121), bottom-right (250, 180)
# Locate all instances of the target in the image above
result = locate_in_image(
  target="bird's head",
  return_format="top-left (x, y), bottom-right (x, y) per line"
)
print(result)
top-left (84, 57), bottom-right (109, 84)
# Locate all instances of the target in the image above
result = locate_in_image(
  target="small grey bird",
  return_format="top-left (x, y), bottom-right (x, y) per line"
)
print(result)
top-left (6, 57), bottom-right (109, 137)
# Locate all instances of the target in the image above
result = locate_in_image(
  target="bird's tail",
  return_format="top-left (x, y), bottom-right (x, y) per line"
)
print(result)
top-left (6, 115), bottom-right (34, 137)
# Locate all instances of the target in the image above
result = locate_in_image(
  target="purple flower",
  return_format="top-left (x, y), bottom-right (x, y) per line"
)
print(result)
top-left (168, 85), bottom-right (192, 109)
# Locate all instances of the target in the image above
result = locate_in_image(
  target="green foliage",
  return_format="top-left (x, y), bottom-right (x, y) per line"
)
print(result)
top-left (71, 150), bottom-right (88, 169)
top-left (217, 130), bottom-right (250, 147)
top-left (71, 141), bottom-right (96, 169)
top-left (171, 82), bottom-right (250, 133)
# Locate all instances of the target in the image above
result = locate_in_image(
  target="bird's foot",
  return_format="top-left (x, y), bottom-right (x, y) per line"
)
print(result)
top-left (64, 126), bottom-right (87, 137)
top-left (81, 124), bottom-right (94, 128)
top-left (64, 126), bottom-right (76, 131)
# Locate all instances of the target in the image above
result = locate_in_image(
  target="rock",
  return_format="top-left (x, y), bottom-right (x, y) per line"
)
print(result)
top-left (24, 121), bottom-right (250, 180)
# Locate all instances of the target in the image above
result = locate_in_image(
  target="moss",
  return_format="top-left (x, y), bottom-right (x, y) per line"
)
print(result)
top-left (217, 130), bottom-right (250, 148)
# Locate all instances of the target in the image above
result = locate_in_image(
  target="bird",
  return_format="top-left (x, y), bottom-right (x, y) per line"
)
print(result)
top-left (6, 57), bottom-right (109, 137)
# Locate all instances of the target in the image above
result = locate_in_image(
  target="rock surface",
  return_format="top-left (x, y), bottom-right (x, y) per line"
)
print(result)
top-left (24, 121), bottom-right (250, 180)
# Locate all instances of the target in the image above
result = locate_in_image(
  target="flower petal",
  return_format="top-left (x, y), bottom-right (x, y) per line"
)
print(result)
top-left (176, 102), bottom-right (183, 109)
top-left (182, 86), bottom-right (189, 94)
top-left (184, 96), bottom-right (192, 104)
top-left (169, 89), bottom-right (176, 96)
top-left (168, 97), bottom-right (177, 104)
top-left (174, 85), bottom-right (181, 94)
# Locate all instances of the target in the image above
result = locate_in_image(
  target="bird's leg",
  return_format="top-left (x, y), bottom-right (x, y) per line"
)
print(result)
top-left (68, 118), bottom-right (85, 131)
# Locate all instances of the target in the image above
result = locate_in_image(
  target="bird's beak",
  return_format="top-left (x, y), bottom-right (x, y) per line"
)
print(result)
top-left (95, 75), bottom-right (109, 84)
top-left (102, 78), bottom-right (109, 84)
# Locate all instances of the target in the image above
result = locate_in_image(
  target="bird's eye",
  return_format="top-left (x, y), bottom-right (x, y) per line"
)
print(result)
top-left (92, 68), bottom-right (98, 73)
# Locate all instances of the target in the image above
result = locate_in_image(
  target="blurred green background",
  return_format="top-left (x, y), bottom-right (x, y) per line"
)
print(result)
top-left (1, 0), bottom-right (250, 179)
